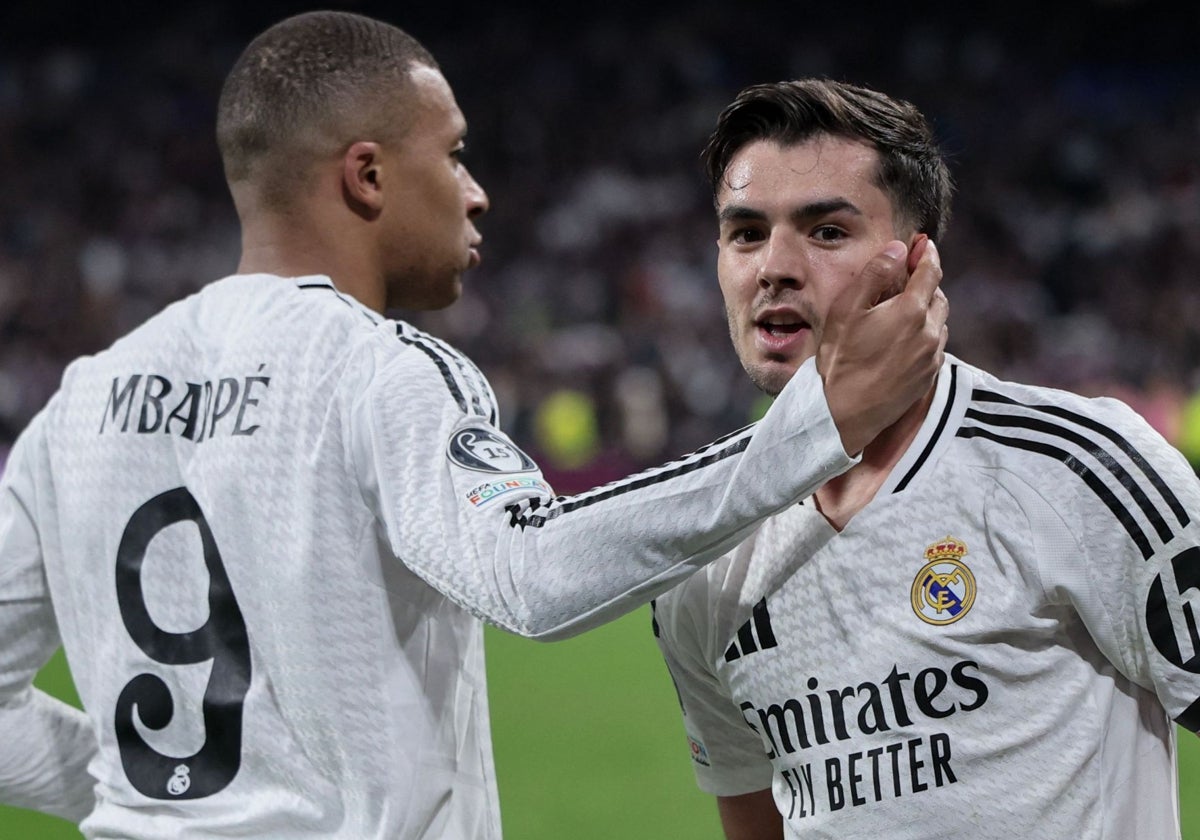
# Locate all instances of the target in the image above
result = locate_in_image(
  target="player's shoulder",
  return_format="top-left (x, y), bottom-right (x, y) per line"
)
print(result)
top-left (391, 318), bottom-right (485, 379)
top-left (953, 360), bottom-right (1196, 529)
top-left (964, 363), bottom-right (1146, 424)
top-left (49, 274), bottom-right (399, 419)
top-left (74, 274), bottom-right (376, 356)
top-left (957, 362), bottom-right (1182, 469)
top-left (203, 276), bottom-right (492, 417)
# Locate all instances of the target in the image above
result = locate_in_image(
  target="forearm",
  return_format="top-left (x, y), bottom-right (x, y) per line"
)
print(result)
top-left (398, 358), bottom-right (852, 639)
top-left (0, 687), bottom-right (96, 821)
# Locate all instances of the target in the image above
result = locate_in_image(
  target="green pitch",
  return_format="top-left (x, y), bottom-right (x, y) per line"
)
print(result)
top-left (4, 612), bottom-right (1199, 838)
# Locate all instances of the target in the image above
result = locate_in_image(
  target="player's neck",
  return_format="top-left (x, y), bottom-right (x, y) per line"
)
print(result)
top-left (236, 215), bottom-right (387, 313)
top-left (813, 381), bottom-right (937, 531)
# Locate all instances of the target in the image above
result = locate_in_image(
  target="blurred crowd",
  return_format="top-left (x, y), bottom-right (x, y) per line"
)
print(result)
top-left (2, 1), bottom-right (1198, 489)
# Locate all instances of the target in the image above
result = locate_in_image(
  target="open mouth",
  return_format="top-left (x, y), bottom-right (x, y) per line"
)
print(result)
top-left (759, 321), bottom-right (805, 336)
top-left (753, 311), bottom-right (811, 354)
top-left (756, 317), bottom-right (809, 336)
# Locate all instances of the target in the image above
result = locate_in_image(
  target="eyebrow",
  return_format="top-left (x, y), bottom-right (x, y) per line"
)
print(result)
top-left (718, 197), bottom-right (863, 225)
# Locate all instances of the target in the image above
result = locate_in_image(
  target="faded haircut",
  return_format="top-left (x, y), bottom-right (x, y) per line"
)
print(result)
top-left (703, 79), bottom-right (954, 240)
top-left (216, 10), bottom-right (437, 207)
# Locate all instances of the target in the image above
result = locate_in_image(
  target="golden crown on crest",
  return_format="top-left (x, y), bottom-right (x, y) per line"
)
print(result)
top-left (924, 536), bottom-right (968, 562)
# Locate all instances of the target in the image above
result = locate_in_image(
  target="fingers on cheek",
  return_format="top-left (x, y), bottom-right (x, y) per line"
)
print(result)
top-left (907, 235), bottom-right (927, 274)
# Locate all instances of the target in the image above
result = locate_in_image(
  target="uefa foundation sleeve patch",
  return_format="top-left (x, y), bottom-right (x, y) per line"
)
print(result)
top-left (448, 427), bottom-right (549, 509)
top-left (464, 476), bottom-right (552, 509)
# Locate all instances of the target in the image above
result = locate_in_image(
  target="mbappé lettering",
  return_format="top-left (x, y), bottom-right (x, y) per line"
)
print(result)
top-left (100, 367), bottom-right (270, 440)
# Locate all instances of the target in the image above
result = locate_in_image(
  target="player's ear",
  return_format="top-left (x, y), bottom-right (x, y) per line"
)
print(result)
top-left (342, 141), bottom-right (384, 217)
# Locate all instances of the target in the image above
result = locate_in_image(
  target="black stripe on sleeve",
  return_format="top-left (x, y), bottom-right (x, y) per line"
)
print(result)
top-left (964, 407), bottom-right (1174, 545)
top-left (685, 422), bottom-right (756, 457)
top-left (417, 331), bottom-right (493, 423)
top-left (894, 364), bottom-right (959, 493)
top-left (505, 435), bottom-right (752, 528)
top-left (296, 294), bottom-right (494, 419)
top-left (956, 425), bottom-right (1154, 559)
top-left (397, 328), bottom-right (470, 415)
top-left (973, 389), bottom-right (1189, 529)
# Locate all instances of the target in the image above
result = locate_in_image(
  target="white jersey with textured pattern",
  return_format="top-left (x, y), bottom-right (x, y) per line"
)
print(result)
top-left (654, 355), bottom-right (1199, 840)
top-left (0, 273), bottom-right (855, 838)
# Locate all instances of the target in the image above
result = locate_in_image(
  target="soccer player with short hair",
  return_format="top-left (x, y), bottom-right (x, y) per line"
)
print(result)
top-left (0, 14), bottom-right (948, 839)
top-left (652, 78), bottom-right (1200, 839)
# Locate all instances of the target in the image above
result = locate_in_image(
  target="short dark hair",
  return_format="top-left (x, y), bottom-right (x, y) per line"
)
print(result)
top-left (703, 79), bottom-right (953, 239)
top-left (216, 10), bottom-right (437, 205)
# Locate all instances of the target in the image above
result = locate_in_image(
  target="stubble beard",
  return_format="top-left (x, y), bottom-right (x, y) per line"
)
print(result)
top-left (726, 300), bottom-right (812, 399)
top-left (724, 316), bottom-right (785, 399)
top-left (744, 360), bottom-right (788, 399)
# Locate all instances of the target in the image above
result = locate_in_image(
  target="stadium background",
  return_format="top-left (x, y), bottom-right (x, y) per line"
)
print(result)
top-left (0, 0), bottom-right (1196, 835)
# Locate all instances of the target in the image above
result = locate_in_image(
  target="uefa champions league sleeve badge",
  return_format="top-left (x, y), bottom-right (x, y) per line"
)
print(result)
top-left (448, 426), bottom-right (551, 510)
top-left (910, 536), bottom-right (977, 625)
top-left (447, 427), bottom-right (537, 473)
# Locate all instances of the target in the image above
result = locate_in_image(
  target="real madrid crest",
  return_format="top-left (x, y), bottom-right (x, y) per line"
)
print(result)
top-left (911, 536), bottom-right (976, 625)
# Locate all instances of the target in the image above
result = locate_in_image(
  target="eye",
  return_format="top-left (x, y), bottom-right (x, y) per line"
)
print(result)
top-left (727, 226), bottom-right (766, 245)
top-left (812, 224), bottom-right (847, 243)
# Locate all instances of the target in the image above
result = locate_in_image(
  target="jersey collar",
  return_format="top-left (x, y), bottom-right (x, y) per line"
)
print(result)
top-left (879, 355), bottom-right (973, 497)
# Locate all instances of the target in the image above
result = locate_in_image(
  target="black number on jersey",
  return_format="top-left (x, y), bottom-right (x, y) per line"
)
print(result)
top-left (113, 488), bottom-right (251, 799)
top-left (1147, 545), bottom-right (1200, 673)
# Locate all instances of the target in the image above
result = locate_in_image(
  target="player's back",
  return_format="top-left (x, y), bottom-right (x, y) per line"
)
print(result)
top-left (31, 274), bottom-right (499, 838)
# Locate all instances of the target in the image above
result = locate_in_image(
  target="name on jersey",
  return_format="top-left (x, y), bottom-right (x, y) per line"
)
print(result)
top-left (99, 369), bottom-right (270, 441)
top-left (736, 659), bottom-right (989, 821)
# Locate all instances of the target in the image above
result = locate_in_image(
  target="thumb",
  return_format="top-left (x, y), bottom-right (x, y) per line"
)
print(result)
top-left (844, 240), bottom-right (909, 311)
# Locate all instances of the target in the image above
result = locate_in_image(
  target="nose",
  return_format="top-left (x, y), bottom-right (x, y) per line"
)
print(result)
top-left (463, 166), bottom-right (489, 219)
top-left (757, 232), bottom-right (805, 290)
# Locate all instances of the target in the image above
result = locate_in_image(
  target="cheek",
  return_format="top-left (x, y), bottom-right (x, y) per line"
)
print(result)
top-left (717, 256), bottom-right (755, 304)
top-left (446, 172), bottom-right (470, 212)
top-left (716, 275), bottom-right (746, 319)
top-left (812, 247), bottom-right (872, 291)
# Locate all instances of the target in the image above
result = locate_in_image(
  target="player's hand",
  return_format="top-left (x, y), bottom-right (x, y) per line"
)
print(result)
top-left (816, 236), bottom-right (947, 456)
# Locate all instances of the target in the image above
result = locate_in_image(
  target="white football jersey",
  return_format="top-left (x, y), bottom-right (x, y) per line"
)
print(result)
top-left (0, 273), bottom-right (854, 838)
top-left (654, 356), bottom-right (1200, 839)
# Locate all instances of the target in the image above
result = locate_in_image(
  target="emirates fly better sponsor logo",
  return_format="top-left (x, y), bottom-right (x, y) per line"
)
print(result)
top-left (739, 659), bottom-right (989, 822)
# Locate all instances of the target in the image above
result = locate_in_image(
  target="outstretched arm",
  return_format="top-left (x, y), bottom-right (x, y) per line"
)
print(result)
top-left (356, 240), bottom-right (946, 639)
